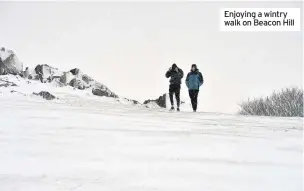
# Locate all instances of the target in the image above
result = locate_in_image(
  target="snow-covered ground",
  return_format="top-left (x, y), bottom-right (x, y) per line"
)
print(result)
top-left (0, 85), bottom-right (303, 191)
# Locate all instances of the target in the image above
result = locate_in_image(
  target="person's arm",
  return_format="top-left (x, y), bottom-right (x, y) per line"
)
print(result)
top-left (185, 73), bottom-right (190, 88)
top-left (178, 68), bottom-right (184, 78)
top-left (199, 72), bottom-right (204, 86)
top-left (165, 70), bottom-right (171, 78)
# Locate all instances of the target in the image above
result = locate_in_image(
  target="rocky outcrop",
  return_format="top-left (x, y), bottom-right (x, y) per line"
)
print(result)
top-left (144, 94), bottom-right (166, 108)
top-left (69, 78), bottom-right (87, 90)
top-left (34, 64), bottom-right (62, 83)
top-left (60, 72), bottom-right (74, 85)
top-left (92, 87), bottom-right (118, 98)
top-left (33, 91), bottom-right (56, 100)
top-left (82, 74), bottom-right (94, 84)
top-left (0, 48), bottom-right (23, 75)
top-left (0, 47), bottom-right (140, 104)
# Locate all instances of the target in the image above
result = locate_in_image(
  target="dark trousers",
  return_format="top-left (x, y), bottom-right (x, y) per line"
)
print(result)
top-left (189, 90), bottom-right (199, 111)
top-left (169, 84), bottom-right (181, 107)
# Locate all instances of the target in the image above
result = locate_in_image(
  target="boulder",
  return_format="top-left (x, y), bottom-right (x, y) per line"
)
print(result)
top-left (60, 72), bottom-right (74, 85)
top-left (70, 68), bottom-right (80, 76)
top-left (82, 74), bottom-right (94, 84)
top-left (0, 68), bottom-right (7, 75)
top-left (0, 48), bottom-right (23, 75)
top-left (50, 78), bottom-right (65, 87)
top-left (33, 91), bottom-right (56, 100)
top-left (92, 87), bottom-right (118, 98)
top-left (69, 78), bottom-right (86, 90)
top-left (34, 64), bottom-right (61, 82)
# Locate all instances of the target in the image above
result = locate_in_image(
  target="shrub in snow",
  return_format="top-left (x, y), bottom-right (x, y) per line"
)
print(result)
top-left (238, 87), bottom-right (303, 117)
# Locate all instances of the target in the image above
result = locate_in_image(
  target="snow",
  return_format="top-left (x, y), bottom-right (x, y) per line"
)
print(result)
top-left (0, 75), bottom-right (303, 191)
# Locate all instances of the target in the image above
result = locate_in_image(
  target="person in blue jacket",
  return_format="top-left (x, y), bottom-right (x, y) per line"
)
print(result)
top-left (185, 64), bottom-right (204, 112)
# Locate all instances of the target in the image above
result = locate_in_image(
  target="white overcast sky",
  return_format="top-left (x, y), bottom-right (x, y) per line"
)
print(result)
top-left (0, 1), bottom-right (302, 113)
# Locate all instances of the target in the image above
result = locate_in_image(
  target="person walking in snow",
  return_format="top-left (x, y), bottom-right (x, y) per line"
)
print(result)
top-left (185, 64), bottom-right (204, 112)
top-left (165, 63), bottom-right (184, 111)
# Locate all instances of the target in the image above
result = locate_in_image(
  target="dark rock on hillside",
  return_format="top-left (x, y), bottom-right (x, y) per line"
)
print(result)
top-left (70, 68), bottom-right (80, 75)
top-left (82, 74), bottom-right (94, 84)
top-left (124, 98), bottom-right (140, 105)
top-left (92, 88), bottom-right (118, 98)
top-left (144, 94), bottom-right (166, 108)
top-left (69, 78), bottom-right (87, 90)
top-left (34, 64), bottom-right (61, 83)
top-left (0, 79), bottom-right (18, 87)
top-left (33, 91), bottom-right (56, 100)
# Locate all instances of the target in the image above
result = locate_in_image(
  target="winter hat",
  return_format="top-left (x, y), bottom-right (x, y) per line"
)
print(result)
top-left (172, 63), bottom-right (177, 69)
top-left (191, 64), bottom-right (197, 68)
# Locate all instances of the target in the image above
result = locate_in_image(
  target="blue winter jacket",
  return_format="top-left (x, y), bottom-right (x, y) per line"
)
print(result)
top-left (185, 70), bottom-right (204, 90)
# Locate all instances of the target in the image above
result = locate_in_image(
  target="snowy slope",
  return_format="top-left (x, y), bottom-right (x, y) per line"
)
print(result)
top-left (0, 74), bottom-right (142, 107)
top-left (0, 89), bottom-right (302, 191)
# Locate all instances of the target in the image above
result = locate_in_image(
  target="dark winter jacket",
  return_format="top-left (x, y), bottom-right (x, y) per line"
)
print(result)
top-left (165, 68), bottom-right (184, 85)
top-left (185, 69), bottom-right (203, 90)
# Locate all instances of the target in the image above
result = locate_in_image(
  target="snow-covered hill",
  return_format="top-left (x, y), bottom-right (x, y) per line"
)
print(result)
top-left (0, 46), bottom-right (167, 108)
top-left (0, 47), bottom-right (302, 190)
top-left (0, 74), bottom-right (148, 108)
top-left (0, 92), bottom-right (302, 191)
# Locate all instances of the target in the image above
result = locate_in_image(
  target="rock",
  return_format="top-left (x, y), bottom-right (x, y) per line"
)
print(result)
top-left (0, 48), bottom-right (23, 75)
top-left (0, 80), bottom-right (17, 87)
top-left (69, 78), bottom-right (86, 90)
top-left (144, 93), bottom-right (166, 108)
top-left (124, 98), bottom-right (140, 105)
top-left (92, 87), bottom-right (118, 98)
top-left (82, 74), bottom-right (94, 84)
top-left (50, 78), bottom-right (65, 87)
top-left (70, 68), bottom-right (80, 76)
top-left (11, 90), bottom-right (26, 96)
top-left (34, 64), bottom-right (61, 83)
top-left (0, 68), bottom-right (7, 75)
top-left (33, 91), bottom-right (56, 100)
top-left (60, 72), bottom-right (74, 85)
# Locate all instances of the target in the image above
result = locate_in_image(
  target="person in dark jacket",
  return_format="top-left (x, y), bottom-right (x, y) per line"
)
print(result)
top-left (185, 64), bottom-right (203, 112)
top-left (165, 63), bottom-right (184, 111)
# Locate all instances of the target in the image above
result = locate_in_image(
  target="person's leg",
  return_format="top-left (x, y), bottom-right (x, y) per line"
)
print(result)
top-left (189, 90), bottom-right (195, 111)
top-left (175, 85), bottom-right (181, 108)
top-left (169, 85), bottom-right (174, 109)
top-left (193, 90), bottom-right (199, 111)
